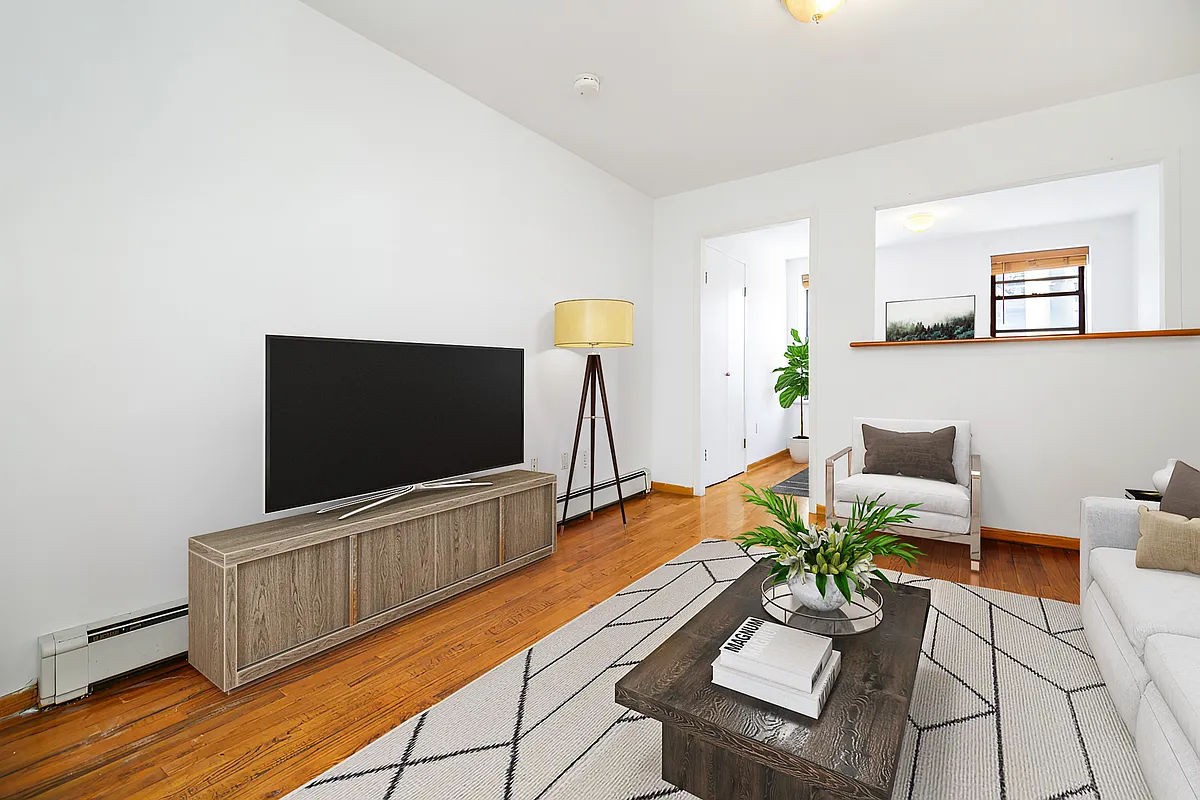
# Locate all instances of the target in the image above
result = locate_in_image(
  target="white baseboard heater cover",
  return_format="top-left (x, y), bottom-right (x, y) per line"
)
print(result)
top-left (557, 468), bottom-right (649, 522)
top-left (38, 598), bottom-right (188, 707)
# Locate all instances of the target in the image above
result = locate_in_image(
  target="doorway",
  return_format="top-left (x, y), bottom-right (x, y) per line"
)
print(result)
top-left (700, 220), bottom-right (811, 490)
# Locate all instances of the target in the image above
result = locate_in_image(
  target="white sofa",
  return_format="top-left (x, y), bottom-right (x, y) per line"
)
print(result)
top-left (825, 417), bottom-right (981, 570)
top-left (1080, 496), bottom-right (1200, 800)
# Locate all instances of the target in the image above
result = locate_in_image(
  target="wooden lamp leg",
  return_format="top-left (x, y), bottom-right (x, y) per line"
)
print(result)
top-left (594, 355), bottom-right (627, 526)
top-left (589, 354), bottom-right (597, 519)
top-left (560, 353), bottom-right (627, 530)
top-left (560, 356), bottom-right (594, 529)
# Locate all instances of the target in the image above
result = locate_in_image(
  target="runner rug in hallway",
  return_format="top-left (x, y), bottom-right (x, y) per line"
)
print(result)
top-left (286, 539), bottom-right (1148, 800)
top-left (771, 466), bottom-right (809, 497)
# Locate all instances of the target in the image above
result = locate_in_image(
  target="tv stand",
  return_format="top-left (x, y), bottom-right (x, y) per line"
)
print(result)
top-left (189, 470), bottom-right (555, 692)
top-left (318, 479), bottom-right (495, 520)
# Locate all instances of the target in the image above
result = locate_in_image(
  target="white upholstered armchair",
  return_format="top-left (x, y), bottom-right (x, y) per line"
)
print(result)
top-left (825, 417), bottom-right (982, 571)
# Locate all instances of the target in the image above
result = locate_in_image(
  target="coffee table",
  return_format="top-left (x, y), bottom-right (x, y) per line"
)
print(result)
top-left (615, 560), bottom-right (931, 800)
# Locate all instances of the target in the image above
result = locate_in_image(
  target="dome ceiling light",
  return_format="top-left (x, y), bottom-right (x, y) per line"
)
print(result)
top-left (782, 0), bottom-right (845, 24)
top-left (904, 212), bottom-right (937, 233)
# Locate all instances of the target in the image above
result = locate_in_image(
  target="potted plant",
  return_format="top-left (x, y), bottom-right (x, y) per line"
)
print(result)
top-left (734, 485), bottom-right (923, 611)
top-left (774, 328), bottom-right (809, 463)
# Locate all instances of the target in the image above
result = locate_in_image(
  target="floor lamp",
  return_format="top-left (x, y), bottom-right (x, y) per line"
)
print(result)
top-left (554, 298), bottom-right (634, 529)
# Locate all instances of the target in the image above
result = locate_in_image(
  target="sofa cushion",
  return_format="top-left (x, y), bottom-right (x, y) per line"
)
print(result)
top-left (1137, 684), bottom-right (1200, 800)
top-left (1082, 582), bottom-right (1150, 731)
top-left (1145, 634), bottom-right (1200, 756)
top-left (861, 424), bottom-right (957, 483)
top-left (852, 417), bottom-right (972, 487)
top-left (1089, 547), bottom-right (1200, 655)
top-left (1162, 460), bottom-right (1200, 520)
top-left (833, 503), bottom-right (969, 535)
top-left (835, 472), bottom-right (970, 517)
top-left (1137, 506), bottom-right (1200, 575)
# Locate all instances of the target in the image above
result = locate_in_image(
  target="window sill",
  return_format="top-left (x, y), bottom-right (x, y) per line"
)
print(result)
top-left (849, 329), bottom-right (1200, 348)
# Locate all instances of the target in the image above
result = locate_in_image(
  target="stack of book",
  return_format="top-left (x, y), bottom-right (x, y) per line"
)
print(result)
top-left (711, 616), bottom-right (841, 719)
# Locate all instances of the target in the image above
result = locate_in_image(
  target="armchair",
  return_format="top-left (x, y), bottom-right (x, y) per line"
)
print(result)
top-left (825, 417), bottom-right (982, 571)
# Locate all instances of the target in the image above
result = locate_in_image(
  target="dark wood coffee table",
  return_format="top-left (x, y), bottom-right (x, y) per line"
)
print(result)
top-left (615, 560), bottom-right (930, 800)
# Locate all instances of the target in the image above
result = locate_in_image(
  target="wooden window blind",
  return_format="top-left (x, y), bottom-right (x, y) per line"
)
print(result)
top-left (990, 246), bottom-right (1088, 275)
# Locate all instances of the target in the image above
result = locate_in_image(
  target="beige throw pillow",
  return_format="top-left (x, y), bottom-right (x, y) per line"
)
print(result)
top-left (1136, 506), bottom-right (1200, 575)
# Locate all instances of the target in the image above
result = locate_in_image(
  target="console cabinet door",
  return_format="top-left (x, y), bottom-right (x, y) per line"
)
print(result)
top-left (435, 501), bottom-right (500, 587)
top-left (502, 486), bottom-right (556, 561)
top-left (357, 517), bottom-right (438, 619)
top-left (236, 538), bottom-right (349, 668)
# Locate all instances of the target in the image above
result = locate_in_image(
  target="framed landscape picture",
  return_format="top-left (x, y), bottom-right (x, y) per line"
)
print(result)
top-left (885, 295), bottom-right (976, 342)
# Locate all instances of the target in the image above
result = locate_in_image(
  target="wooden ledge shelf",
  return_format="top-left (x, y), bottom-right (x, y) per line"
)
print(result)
top-left (850, 328), bottom-right (1200, 348)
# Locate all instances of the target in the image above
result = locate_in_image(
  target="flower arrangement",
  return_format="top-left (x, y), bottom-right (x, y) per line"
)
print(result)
top-left (733, 485), bottom-right (923, 609)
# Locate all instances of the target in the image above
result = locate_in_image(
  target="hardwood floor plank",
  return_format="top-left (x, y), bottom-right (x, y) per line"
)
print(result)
top-left (2, 454), bottom-right (1080, 800)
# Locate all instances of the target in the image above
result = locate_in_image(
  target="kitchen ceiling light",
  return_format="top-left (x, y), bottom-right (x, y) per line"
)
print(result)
top-left (782, 0), bottom-right (845, 23)
top-left (904, 212), bottom-right (937, 233)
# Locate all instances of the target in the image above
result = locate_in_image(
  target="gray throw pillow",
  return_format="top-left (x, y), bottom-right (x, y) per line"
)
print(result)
top-left (1161, 460), bottom-right (1200, 519)
top-left (862, 424), bottom-right (957, 483)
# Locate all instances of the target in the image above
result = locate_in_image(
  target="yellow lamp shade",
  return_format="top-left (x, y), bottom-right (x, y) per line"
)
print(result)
top-left (554, 299), bottom-right (634, 348)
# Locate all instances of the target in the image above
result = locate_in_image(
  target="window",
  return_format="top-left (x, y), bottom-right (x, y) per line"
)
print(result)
top-left (990, 247), bottom-right (1087, 337)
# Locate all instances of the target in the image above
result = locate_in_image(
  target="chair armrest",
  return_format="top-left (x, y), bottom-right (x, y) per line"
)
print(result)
top-left (969, 454), bottom-right (981, 536)
top-left (1079, 496), bottom-right (1156, 594)
top-left (824, 446), bottom-right (852, 519)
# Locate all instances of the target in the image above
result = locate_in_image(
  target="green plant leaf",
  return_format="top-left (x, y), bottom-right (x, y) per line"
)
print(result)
top-left (833, 571), bottom-right (853, 604)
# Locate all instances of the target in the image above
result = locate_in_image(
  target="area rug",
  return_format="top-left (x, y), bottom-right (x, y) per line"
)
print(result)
top-left (772, 467), bottom-right (809, 497)
top-left (286, 539), bottom-right (1149, 800)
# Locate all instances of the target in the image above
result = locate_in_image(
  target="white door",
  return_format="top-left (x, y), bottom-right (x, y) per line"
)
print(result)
top-left (700, 245), bottom-right (746, 488)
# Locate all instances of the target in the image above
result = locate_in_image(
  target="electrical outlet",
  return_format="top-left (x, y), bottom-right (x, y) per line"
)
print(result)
top-left (529, 457), bottom-right (539, 472)
top-left (560, 452), bottom-right (569, 470)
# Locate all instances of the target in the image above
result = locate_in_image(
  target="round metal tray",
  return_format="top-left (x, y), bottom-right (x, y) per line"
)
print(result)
top-left (760, 575), bottom-right (884, 637)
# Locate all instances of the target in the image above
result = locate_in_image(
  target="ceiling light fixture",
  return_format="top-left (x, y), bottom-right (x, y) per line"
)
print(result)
top-left (904, 212), bottom-right (937, 233)
top-left (782, 0), bottom-right (844, 23)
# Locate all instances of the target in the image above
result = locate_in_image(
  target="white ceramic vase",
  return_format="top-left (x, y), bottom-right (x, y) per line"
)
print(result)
top-left (788, 573), bottom-right (847, 611)
top-left (1152, 459), bottom-right (1179, 493)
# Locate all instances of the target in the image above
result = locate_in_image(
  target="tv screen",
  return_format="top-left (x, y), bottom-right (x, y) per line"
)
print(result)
top-left (266, 335), bottom-right (524, 513)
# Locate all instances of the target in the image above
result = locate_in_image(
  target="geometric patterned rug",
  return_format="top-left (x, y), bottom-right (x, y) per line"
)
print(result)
top-left (285, 539), bottom-right (1149, 800)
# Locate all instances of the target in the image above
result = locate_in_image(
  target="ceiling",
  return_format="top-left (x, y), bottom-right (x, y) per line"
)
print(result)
top-left (299, 0), bottom-right (1200, 197)
top-left (875, 165), bottom-right (1160, 248)
top-left (709, 219), bottom-right (810, 263)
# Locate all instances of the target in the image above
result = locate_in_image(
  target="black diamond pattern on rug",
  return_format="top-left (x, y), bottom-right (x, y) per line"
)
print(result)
top-left (289, 540), bottom-right (1149, 800)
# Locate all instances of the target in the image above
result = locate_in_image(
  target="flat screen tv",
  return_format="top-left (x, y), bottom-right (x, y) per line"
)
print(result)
top-left (266, 335), bottom-right (524, 513)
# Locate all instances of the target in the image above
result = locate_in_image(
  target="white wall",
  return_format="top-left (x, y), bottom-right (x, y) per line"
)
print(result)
top-left (651, 74), bottom-right (1200, 541)
top-left (744, 252), bottom-right (789, 463)
top-left (0, 0), bottom-right (653, 696)
top-left (874, 216), bottom-right (1138, 339)
top-left (1135, 201), bottom-right (1165, 329)
top-left (785, 258), bottom-right (810, 440)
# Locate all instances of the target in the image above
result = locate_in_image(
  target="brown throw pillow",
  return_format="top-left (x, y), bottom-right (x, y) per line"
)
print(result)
top-left (1136, 506), bottom-right (1200, 575)
top-left (861, 424), bottom-right (957, 483)
top-left (1161, 460), bottom-right (1200, 519)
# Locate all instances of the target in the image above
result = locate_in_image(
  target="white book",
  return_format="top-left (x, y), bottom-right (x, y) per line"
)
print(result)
top-left (712, 650), bottom-right (842, 719)
top-left (717, 617), bottom-right (832, 693)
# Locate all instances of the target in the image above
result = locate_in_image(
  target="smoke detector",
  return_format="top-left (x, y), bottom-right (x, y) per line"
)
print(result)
top-left (574, 73), bottom-right (600, 96)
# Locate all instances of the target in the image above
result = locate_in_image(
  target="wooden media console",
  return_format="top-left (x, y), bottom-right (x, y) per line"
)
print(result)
top-left (188, 470), bottom-right (556, 691)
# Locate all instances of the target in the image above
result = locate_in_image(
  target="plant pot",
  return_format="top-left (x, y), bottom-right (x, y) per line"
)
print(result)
top-left (788, 436), bottom-right (809, 464)
top-left (787, 573), bottom-right (847, 611)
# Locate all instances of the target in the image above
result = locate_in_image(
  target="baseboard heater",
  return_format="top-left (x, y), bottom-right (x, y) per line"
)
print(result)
top-left (38, 599), bottom-right (188, 707)
top-left (557, 468), bottom-right (649, 523)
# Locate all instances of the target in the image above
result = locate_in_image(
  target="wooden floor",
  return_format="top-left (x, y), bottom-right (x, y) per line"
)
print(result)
top-left (0, 454), bottom-right (1079, 800)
